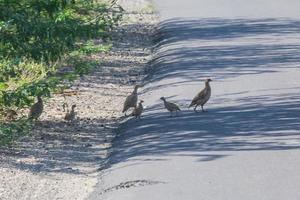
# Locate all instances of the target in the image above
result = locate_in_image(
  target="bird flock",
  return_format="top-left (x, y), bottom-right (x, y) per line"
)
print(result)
top-left (27, 78), bottom-right (212, 122)
top-left (122, 78), bottom-right (212, 119)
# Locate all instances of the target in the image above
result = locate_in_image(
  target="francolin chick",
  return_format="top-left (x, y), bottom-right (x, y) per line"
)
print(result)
top-left (5, 109), bottom-right (17, 121)
top-left (62, 102), bottom-right (68, 112)
top-left (64, 104), bottom-right (76, 122)
top-left (122, 85), bottom-right (140, 115)
top-left (28, 95), bottom-right (43, 120)
top-left (189, 78), bottom-right (212, 112)
top-left (131, 100), bottom-right (144, 120)
top-left (160, 97), bottom-right (181, 117)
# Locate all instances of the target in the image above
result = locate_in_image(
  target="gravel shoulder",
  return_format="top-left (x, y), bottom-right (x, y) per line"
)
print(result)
top-left (0, 1), bottom-right (158, 199)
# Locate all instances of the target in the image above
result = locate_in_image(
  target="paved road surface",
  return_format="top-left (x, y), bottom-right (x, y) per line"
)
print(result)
top-left (89, 1), bottom-right (300, 199)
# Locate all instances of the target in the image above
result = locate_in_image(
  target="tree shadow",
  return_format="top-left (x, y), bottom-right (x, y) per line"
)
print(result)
top-left (0, 118), bottom-right (118, 174)
top-left (106, 18), bottom-right (300, 167)
top-left (108, 92), bottom-right (300, 167)
top-left (154, 18), bottom-right (300, 46)
top-left (145, 18), bottom-right (300, 87)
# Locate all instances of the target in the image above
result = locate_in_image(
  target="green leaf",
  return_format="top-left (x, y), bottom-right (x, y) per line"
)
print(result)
top-left (0, 83), bottom-right (8, 90)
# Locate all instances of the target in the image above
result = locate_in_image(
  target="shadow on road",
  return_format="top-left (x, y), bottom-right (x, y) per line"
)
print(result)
top-left (145, 18), bottom-right (300, 87)
top-left (108, 18), bottom-right (300, 167)
top-left (109, 92), bottom-right (300, 166)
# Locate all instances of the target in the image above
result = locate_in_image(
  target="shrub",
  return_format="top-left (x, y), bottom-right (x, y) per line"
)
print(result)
top-left (0, 0), bottom-right (123, 145)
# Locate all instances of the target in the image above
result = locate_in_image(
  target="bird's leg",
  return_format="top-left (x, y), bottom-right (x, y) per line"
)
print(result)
top-left (201, 105), bottom-right (207, 112)
top-left (170, 111), bottom-right (173, 117)
top-left (194, 105), bottom-right (198, 113)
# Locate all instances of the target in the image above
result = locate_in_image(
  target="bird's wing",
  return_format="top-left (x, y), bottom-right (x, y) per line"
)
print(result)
top-left (168, 102), bottom-right (181, 111)
top-left (138, 105), bottom-right (144, 114)
top-left (190, 88), bottom-right (207, 106)
top-left (131, 105), bottom-right (143, 116)
top-left (123, 94), bottom-right (133, 112)
top-left (29, 103), bottom-right (41, 118)
top-left (132, 94), bottom-right (138, 105)
top-left (131, 107), bottom-right (137, 116)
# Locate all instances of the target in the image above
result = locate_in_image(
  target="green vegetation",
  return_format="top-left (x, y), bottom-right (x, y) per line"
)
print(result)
top-left (0, 119), bottom-right (32, 146)
top-left (0, 0), bottom-right (123, 145)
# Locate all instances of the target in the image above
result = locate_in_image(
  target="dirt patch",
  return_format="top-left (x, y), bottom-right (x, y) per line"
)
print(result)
top-left (0, 0), bottom-right (158, 199)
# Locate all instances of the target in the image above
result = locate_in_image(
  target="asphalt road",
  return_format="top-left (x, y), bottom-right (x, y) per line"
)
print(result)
top-left (89, 1), bottom-right (300, 199)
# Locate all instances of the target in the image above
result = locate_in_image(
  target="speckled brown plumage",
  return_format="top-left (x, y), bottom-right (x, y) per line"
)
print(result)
top-left (122, 85), bottom-right (140, 115)
top-left (131, 100), bottom-right (144, 119)
top-left (160, 97), bottom-right (181, 117)
top-left (28, 95), bottom-right (43, 120)
top-left (64, 104), bottom-right (76, 122)
top-left (189, 78), bottom-right (212, 112)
